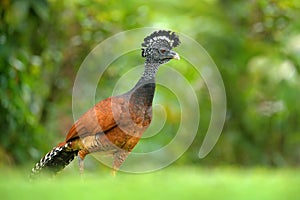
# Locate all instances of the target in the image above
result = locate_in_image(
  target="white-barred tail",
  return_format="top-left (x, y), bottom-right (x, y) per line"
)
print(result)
top-left (30, 143), bottom-right (78, 179)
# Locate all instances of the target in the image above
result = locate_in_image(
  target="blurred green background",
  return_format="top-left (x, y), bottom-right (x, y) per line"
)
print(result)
top-left (1, 0), bottom-right (300, 197)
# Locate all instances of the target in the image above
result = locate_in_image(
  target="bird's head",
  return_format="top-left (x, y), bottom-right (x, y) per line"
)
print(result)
top-left (141, 30), bottom-right (180, 64)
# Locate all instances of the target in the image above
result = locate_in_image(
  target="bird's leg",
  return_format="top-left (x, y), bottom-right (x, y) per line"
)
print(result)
top-left (112, 151), bottom-right (129, 177)
top-left (77, 151), bottom-right (86, 176)
top-left (78, 156), bottom-right (84, 175)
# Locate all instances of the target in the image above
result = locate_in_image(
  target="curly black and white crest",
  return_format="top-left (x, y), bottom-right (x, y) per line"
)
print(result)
top-left (141, 30), bottom-right (180, 53)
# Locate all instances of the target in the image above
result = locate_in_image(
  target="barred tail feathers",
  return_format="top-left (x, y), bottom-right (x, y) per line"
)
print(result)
top-left (30, 142), bottom-right (78, 178)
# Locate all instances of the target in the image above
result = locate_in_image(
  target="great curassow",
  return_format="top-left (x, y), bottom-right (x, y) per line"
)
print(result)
top-left (30, 30), bottom-right (181, 178)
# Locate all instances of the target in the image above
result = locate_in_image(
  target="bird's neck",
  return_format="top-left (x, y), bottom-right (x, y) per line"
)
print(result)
top-left (129, 62), bottom-right (160, 106)
top-left (137, 62), bottom-right (160, 84)
top-left (133, 61), bottom-right (160, 88)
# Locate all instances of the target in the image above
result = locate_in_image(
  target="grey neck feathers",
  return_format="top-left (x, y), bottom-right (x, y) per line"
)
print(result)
top-left (136, 61), bottom-right (160, 85)
top-left (128, 61), bottom-right (159, 106)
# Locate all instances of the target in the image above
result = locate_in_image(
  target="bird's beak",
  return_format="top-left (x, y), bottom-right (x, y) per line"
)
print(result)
top-left (170, 50), bottom-right (180, 60)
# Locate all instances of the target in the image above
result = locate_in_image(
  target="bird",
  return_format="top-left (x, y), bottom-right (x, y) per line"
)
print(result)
top-left (30, 30), bottom-right (181, 178)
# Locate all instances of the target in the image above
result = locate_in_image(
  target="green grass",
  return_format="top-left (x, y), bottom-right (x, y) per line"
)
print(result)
top-left (0, 167), bottom-right (299, 200)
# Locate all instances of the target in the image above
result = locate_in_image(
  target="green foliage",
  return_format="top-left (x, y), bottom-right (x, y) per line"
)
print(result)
top-left (0, 0), bottom-right (54, 164)
top-left (0, 0), bottom-right (300, 168)
top-left (211, 0), bottom-right (300, 166)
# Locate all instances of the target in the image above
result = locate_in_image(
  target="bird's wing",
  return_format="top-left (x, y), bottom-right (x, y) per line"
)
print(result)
top-left (64, 97), bottom-right (120, 142)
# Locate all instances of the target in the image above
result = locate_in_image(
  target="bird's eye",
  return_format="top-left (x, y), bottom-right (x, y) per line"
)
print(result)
top-left (160, 49), bottom-right (166, 54)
